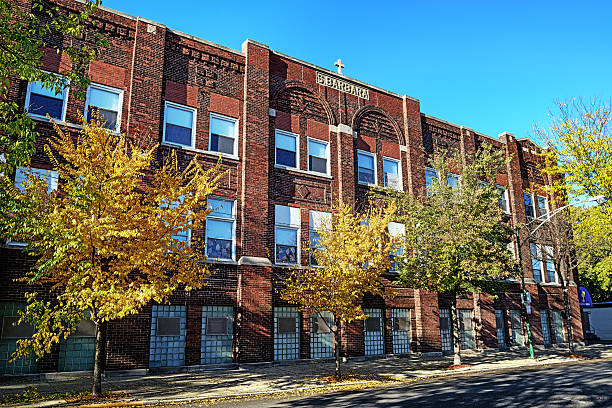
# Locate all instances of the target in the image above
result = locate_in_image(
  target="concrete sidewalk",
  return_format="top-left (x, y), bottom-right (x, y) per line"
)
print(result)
top-left (2, 344), bottom-right (611, 407)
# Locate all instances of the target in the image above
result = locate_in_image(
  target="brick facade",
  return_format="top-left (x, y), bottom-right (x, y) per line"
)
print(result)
top-left (0, 0), bottom-right (583, 373)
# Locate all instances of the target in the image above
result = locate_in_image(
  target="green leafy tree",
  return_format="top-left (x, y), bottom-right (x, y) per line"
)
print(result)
top-left (537, 98), bottom-right (612, 302)
top-left (388, 145), bottom-right (517, 365)
top-left (0, 0), bottom-right (105, 172)
top-left (0, 119), bottom-right (223, 395)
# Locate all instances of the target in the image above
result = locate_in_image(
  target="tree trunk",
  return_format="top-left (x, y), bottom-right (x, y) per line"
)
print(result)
top-left (450, 293), bottom-right (461, 366)
top-left (92, 321), bottom-right (107, 396)
top-left (334, 317), bottom-right (341, 379)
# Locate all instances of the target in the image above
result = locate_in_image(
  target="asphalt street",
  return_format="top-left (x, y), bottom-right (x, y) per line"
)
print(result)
top-left (162, 359), bottom-right (612, 408)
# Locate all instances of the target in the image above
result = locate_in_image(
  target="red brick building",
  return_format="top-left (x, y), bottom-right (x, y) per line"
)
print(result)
top-left (0, 0), bottom-right (583, 374)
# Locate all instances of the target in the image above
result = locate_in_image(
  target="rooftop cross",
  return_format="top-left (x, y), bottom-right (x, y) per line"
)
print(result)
top-left (334, 59), bottom-right (344, 75)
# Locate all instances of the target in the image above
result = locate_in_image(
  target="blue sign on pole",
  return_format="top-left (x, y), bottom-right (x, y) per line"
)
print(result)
top-left (578, 287), bottom-right (593, 307)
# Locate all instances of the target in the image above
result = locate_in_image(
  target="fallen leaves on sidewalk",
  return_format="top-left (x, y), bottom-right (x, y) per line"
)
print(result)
top-left (444, 364), bottom-right (473, 370)
top-left (0, 386), bottom-right (128, 406)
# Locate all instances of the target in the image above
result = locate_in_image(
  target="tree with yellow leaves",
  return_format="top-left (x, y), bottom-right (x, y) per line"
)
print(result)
top-left (0, 119), bottom-right (222, 395)
top-left (281, 201), bottom-right (398, 379)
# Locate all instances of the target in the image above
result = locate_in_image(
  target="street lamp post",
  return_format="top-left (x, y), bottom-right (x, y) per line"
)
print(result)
top-left (514, 195), bottom-right (605, 359)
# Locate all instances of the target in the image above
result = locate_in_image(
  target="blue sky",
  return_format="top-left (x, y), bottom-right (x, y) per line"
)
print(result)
top-left (103, 0), bottom-right (612, 142)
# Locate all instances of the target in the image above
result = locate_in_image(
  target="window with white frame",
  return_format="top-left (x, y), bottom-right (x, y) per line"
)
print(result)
top-left (536, 196), bottom-right (549, 218)
top-left (9, 167), bottom-right (59, 246)
top-left (357, 150), bottom-right (376, 185)
top-left (85, 84), bottom-right (123, 131)
top-left (543, 245), bottom-right (557, 283)
top-left (275, 130), bottom-right (298, 169)
top-left (25, 78), bottom-right (69, 121)
top-left (163, 102), bottom-right (196, 148)
top-left (307, 138), bottom-right (329, 174)
top-left (383, 157), bottom-right (401, 190)
top-left (275, 205), bottom-right (300, 265)
top-left (209, 113), bottom-right (238, 156)
top-left (161, 195), bottom-right (191, 247)
top-left (309, 210), bottom-right (331, 267)
top-left (425, 167), bottom-right (438, 194)
top-left (524, 193), bottom-right (535, 218)
top-left (447, 173), bottom-right (460, 189)
top-left (530, 243), bottom-right (543, 282)
top-left (388, 221), bottom-right (405, 272)
top-left (497, 185), bottom-right (509, 213)
top-left (205, 198), bottom-right (235, 260)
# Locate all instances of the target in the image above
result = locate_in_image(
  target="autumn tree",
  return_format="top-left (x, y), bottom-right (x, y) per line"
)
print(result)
top-left (536, 98), bottom-right (612, 302)
top-left (0, 0), bottom-right (105, 172)
top-left (388, 145), bottom-right (517, 365)
top-left (0, 119), bottom-right (223, 395)
top-left (281, 201), bottom-right (398, 379)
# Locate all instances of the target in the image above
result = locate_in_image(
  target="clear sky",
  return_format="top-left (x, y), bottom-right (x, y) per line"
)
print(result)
top-left (102, 0), bottom-right (611, 142)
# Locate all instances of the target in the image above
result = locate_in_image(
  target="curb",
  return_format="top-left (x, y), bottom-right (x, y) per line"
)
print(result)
top-left (7, 354), bottom-right (611, 408)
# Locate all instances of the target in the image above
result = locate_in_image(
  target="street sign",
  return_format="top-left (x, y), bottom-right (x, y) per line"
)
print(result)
top-left (578, 287), bottom-right (593, 307)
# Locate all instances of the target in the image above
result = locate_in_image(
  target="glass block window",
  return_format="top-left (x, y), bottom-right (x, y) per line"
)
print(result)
top-left (275, 130), bottom-right (298, 169)
top-left (383, 157), bottom-right (401, 190)
top-left (25, 78), bottom-right (68, 120)
top-left (149, 305), bottom-right (186, 367)
top-left (388, 222), bottom-right (405, 272)
top-left (0, 303), bottom-right (36, 375)
top-left (510, 309), bottom-right (524, 346)
top-left (530, 243), bottom-right (543, 283)
top-left (163, 102), bottom-right (196, 147)
top-left (201, 306), bottom-right (233, 364)
top-left (447, 173), bottom-right (460, 189)
top-left (275, 205), bottom-right (300, 265)
top-left (310, 311), bottom-right (333, 359)
top-left (537, 196), bottom-right (549, 218)
top-left (309, 210), bottom-right (331, 267)
top-left (58, 337), bottom-right (95, 372)
top-left (495, 310), bottom-right (506, 349)
top-left (540, 309), bottom-right (551, 345)
top-left (209, 113), bottom-right (238, 156)
top-left (391, 308), bottom-right (410, 354)
top-left (425, 167), bottom-right (438, 195)
top-left (439, 308), bottom-right (452, 353)
top-left (552, 310), bottom-right (565, 344)
top-left (459, 309), bottom-right (475, 350)
top-left (274, 307), bottom-right (300, 361)
top-left (357, 150), bottom-right (376, 185)
top-left (364, 308), bottom-right (384, 356)
top-left (308, 138), bottom-right (329, 174)
top-left (497, 186), bottom-right (509, 213)
top-left (85, 84), bottom-right (123, 131)
top-left (524, 193), bottom-right (535, 218)
top-left (206, 198), bottom-right (235, 260)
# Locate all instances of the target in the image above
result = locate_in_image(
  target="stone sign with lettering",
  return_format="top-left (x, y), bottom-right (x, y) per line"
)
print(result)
top-left (316, 72), bottom-right (369, 99)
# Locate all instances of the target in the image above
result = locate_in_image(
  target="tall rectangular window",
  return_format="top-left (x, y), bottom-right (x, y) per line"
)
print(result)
top-left (540, 309), bottom-right (551, 345)
top-left (383, 157), bottom-right (401, 190)
top-left (552, 310), bottom-right (565, 344)
top-left (447, 173), bottom-right (460, 189)
top-left (309, 210), bottom-right (331, 266)
top-left (388, 221), bottom-right (405, 272)
top-left (524, 193), bottom-right (535, 218)
top-left (530, 243), bottom-right (543, 282)
top-left (543, 245), bottom-right (556, 283)
top-left (85, 84), bottom-right (123, 131)
top-left (537, 196), bottom-right (549, 218)
top-left (163, 102), bottom-right (196, 148)
top-left (209, 113), bottom-right (238, 156)
top-left (275, 130), bottom-right (298, 169)
top-left (307, 138), bottom-right (329, 174)
top-left (357, 150), bottom-right (376, 185)
top-left (497, 186), bottom-right (509, 213)
top-left (425, 168), bottom-right (438, 194)
top-left (205, 198), bottom-right (235, 260)
top-left (275, 205), bottom-right (300, 265)
top-left (25, 79), bottom-right (69, 121)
